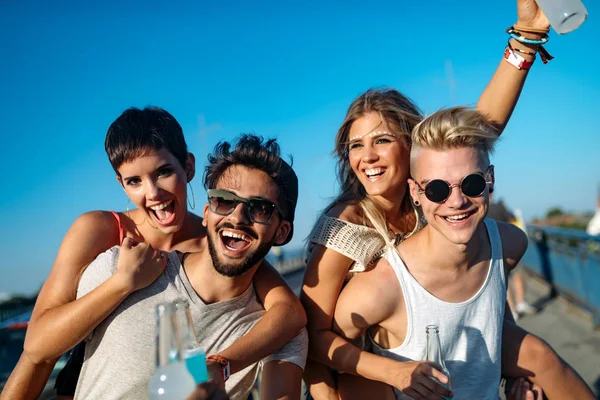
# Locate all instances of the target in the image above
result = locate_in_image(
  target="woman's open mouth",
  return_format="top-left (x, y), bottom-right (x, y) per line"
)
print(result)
top-left (364, 167), bottom-right (386, 182)
top-left (149, 199), bottom-right (176, 226)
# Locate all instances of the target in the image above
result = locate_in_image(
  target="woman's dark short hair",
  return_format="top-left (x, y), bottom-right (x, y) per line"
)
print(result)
top-left (105, 106), bottom-right (188, 175)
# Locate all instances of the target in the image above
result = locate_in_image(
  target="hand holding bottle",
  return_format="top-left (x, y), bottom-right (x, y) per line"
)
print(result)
top-left (506, 378), bottom-right (544, 400)
top-left (206, 359), bottom-right (226, 390)
top-left (387, 361), bottom-right (453, 399)
top-left (186, 381), bottom-right (229, 400)
top-left (516, 0), bottom-right (551, 32)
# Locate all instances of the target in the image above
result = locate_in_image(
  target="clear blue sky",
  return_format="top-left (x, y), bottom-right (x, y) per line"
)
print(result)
top-left (1, 0), bottom-right (599, 295)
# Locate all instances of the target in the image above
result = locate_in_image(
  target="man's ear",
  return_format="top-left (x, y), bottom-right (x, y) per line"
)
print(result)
top-left (202, 203), bottom-right (209, 227)
top-left (186, 153), bottom-right (196, 183)
top-left (274, 221), bottom-right (292, 246)
top-left (488, 165), bottom-right (495, 194)
top-left (408, 178), bottom-right (420, 206)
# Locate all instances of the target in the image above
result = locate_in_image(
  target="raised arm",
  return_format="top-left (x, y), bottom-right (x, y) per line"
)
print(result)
top-left (475, 0), bottom-right (550, 132)
top-left (214, 260), bottom-right (307, 374)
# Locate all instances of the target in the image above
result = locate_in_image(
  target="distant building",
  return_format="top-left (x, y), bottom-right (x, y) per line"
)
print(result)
top-left (0, 292), bottom-right (12, 303)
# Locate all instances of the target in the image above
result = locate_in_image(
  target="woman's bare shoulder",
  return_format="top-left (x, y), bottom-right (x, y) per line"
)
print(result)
top-left (325, 202), bottom-right (364, 226)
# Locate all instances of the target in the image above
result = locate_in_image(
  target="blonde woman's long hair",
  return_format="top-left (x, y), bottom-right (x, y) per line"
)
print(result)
top-left (331, 88), bottom-right (424, 247)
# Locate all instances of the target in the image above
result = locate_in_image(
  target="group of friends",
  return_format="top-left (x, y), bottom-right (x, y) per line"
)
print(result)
top-left (1, 1), bottom-right (596, 399)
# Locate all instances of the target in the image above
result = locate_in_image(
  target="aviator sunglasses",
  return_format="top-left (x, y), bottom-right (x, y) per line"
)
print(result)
top-left (207, 189), bottom-right (283, 224)
top-left (415, 167), bottom-right (493, 204)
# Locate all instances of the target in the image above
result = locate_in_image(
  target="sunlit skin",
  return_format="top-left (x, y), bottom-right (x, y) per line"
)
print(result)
top-left (408, 146), bottom-right (495, 248)
top-left (348, 112), bottom-right (411, 202)
top-left (117, 147), bottom-right (194, 236)
top-left (202, 165), bottom-right (291, 275)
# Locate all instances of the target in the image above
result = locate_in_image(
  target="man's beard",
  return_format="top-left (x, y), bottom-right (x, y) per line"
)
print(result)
top-left (207, 227), bottom-right (275, 278)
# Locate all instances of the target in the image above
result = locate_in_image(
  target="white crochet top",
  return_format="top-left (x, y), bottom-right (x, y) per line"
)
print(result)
top-left (308, 215), bottom-right (388, 273)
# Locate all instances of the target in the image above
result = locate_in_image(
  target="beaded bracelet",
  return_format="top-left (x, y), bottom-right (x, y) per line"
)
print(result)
top-left (506, 26), bottom-right (549, 45)
top-left (509, 32), bottom-right (548, 45)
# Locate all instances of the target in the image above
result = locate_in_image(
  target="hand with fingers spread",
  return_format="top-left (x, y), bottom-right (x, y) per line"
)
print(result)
top-left (115, 237), bottom-right (168, 293)
top-left (389, 361), bottom-right (453, 400)
top-left (506, 377), bottom-right (544, 400)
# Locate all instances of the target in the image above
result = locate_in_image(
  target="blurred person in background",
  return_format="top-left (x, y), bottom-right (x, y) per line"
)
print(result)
top-left (487, 200), bottom-right (536, 321)
top-left (586, 190), bottom-right (600, 236)
top-left (508, 209), bottom-right (537, 320)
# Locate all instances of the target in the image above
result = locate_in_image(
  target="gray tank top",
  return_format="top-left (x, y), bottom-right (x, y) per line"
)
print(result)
top-left (74, 247), bottom-right (307, 400)
top-left (370, 219), bottom-right (506, 399)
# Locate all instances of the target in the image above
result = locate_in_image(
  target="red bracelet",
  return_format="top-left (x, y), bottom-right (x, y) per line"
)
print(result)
top-left (207, 354), bottom-right (231, 382)
top-left (503, 46), bottom-right (534, 71)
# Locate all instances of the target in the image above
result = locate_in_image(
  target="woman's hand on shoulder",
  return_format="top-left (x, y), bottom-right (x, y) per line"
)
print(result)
top-left (114, 237), bottom-right (168, 294)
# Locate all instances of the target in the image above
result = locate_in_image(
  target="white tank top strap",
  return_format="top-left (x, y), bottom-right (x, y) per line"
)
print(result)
top-left (483, 218), bottom-right (506, 285)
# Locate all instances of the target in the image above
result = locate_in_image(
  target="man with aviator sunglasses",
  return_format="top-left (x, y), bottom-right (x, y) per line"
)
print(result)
top-left (207, 189), bottom-right (285, 225)
top-left (332, 107), bottom-right (594, 399)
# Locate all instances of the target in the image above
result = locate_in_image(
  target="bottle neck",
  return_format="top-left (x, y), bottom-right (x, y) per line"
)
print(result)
top-left (155, 305), bottom-right (184, 368)
top-left (425, 327), bottom-right (447, 370)
top-left (176, 305), bottom-right (200, 352)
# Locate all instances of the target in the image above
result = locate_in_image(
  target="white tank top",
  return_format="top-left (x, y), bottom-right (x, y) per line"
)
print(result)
top-left (370, 219), bottom-right (506, 400)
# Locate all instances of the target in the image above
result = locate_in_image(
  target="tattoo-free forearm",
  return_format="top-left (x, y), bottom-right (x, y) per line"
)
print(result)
top-left (23, 275), bottom-right (130, 363)
top-left (0, 353), bottom-right (58, 400)
top-left (309, 329), bottom-right (397, 386)
top-left (475, 38), bottom-right (540, 133)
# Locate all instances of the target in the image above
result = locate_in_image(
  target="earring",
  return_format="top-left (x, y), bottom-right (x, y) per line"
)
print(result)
top-left (188, 183), bottom-right (196, 210)
top-left (414, 200), bottom-right (421, 207)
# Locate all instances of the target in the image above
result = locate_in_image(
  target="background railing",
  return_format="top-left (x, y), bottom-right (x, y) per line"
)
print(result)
top-left (521, 225), bottom-right (600, 328)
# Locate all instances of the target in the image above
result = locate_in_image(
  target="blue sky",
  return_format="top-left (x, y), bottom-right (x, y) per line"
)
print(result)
top-left (1, 0), bottom-right (599, 295)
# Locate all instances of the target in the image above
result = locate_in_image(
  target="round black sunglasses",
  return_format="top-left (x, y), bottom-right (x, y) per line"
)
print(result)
top-left (415, 168), bottom-right (493, 204)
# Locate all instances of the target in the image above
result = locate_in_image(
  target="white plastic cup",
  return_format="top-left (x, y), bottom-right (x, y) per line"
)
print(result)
top-left (535, 0), bottom-right (588, 34)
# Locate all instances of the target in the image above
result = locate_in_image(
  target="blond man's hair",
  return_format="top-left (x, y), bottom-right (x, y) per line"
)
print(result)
top-left (410, 106), bottom-right (500, 173)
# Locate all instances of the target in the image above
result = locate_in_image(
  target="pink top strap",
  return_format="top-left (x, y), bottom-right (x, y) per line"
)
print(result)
top-left (109, 210), bottom-right (125, 245)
